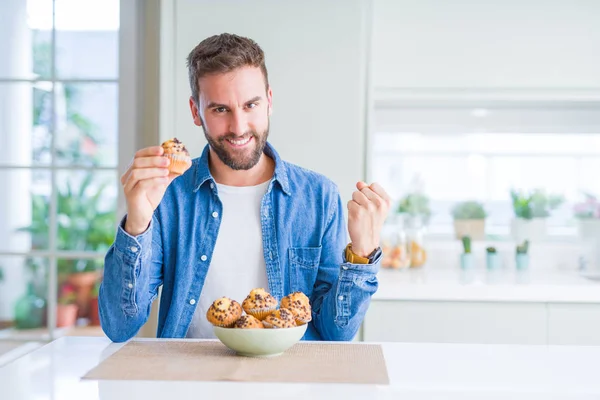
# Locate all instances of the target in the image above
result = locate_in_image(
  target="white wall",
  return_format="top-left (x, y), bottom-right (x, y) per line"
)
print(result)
top-left (372, 0), bottom-right (600, 90)
top-left (160, 0), bottom-right (371, 203)
top-left (0, 0), bottom-right (33, 320)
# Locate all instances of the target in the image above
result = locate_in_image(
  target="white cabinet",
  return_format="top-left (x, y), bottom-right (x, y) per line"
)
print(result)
top-left (548, 304), bottom-right (600, 346)
top-left (372, 0), bottom-right (600, 89)
top-left (363, 301), bottom-right (547, 344)
top-left (364, 300), bottom-right (600, 345)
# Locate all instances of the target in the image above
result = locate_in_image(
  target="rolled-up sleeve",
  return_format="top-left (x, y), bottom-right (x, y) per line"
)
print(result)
top-left (98, 214), bottom-right (163, 342)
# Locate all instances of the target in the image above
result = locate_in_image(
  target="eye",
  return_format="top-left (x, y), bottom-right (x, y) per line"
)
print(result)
top-left (214, 107), bottom-right (227, 113)
top-left (247, 103), bottom-right (257, 109)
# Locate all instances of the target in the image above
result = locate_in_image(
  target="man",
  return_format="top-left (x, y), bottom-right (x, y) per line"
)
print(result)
top-left (99, 33), bottom-right (390, 342)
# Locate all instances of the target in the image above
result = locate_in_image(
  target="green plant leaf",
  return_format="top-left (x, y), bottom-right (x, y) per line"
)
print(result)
top-left (511, 188), bottom-right (563, 219)
top-left (19, 174), bottom-right (116, 274)
top-left (397, 193), bottom-right (431, 223)
top-left (461, 236), bottom-right (472, 253)
top-left (452, 201), bottom-right (487, 220)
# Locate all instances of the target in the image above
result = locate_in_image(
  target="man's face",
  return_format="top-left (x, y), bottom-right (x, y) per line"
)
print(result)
top-left (189, 66), bottom-right (272, 170)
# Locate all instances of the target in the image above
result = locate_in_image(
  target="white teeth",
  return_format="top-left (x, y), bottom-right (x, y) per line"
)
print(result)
top-left (228, 137), bottom-right (250, 146)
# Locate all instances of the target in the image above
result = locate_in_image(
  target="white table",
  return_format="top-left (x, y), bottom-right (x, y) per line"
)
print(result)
top-left (1, 337), bottom-right (600, 399)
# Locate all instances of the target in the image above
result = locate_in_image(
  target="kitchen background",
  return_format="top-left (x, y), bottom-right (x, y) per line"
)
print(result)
top-left (1, 0), bottom-right (599, 359)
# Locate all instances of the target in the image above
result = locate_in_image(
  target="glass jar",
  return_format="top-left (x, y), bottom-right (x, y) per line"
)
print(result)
top-left (404, 215), bottom-right (427, 268)
top-left (381, 214), bottom-right (411, 269)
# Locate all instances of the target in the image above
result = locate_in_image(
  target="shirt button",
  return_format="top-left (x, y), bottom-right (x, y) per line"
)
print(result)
top-left (338, 296), bottom-right (344, 301)
top-left (130, 246), bottom-right (138, 253)
top-left (128, 283), bottom-right (133, 289)
top-left (342, 266), bottom-right (348, 270)
top-left (210, 183), bottom-right (214, 189)
top-left (190, 299), bottom-right (196, 305)
top-left (201, 255), bottom-right (207, 261)
top-left (212, 212), bottom-right (219, 218)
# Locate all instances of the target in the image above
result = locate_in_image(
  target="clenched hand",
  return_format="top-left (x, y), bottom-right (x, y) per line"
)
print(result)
top-left (347, 182), bottom-right (391, 257)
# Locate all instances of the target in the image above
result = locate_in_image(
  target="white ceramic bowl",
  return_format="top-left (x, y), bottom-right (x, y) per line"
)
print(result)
top-left (213, 324), bottom-right (308, 357)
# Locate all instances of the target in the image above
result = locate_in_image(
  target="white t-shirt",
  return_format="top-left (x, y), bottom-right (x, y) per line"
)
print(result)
top-left (186, 180), bottom-right (270, 338)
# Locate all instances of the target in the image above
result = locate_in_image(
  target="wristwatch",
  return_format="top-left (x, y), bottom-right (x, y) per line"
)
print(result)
top-left (345, 243), bottom-right (382, 264)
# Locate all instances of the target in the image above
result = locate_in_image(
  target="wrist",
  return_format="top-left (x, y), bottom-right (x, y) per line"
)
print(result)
top-left (350, 243), bottom-right (376, 258)
top-left (124, 216), bottom-right (151, 236)
top-left (345, 243), bottom-right (382, 265)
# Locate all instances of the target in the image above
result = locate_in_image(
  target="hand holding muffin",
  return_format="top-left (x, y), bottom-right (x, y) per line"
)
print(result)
top-left (121, 137), bottom-right (192, 236)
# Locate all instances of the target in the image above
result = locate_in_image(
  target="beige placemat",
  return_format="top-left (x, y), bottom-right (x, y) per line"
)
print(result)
top-left (83, 340), bottom-right (389, 385)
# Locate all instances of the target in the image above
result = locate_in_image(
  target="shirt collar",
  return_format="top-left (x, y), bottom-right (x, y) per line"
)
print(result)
top-left (192, 141), bottom-right (291, 195)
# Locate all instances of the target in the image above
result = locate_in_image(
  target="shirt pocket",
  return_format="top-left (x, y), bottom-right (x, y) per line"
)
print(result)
top-left (288, 246), bottom-right (322, 297)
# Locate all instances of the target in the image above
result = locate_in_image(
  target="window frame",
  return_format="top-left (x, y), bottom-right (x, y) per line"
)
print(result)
top-left (0, 0), bottom-right (141, 341)
top-left (369, 90), bottom-right (600, 241)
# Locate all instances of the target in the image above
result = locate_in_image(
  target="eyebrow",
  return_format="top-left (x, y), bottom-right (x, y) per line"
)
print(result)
top-left (207, 96), bottom-right (263, 109)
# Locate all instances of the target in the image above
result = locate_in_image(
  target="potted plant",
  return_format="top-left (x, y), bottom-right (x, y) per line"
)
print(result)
top-left (452, 201), bottom-right (487, 240)
top-left (67, 269), bottom-right (101, 320)
top-left (486, 246), bottom-right (501, 270)
top-left (56, 283), bottom-right (78, 328)
top-left (510, 189), bottom-right (563, 242)
top-left (88, 281), bottom-right (101, 326)
top-left (460, 236), bottom-right (474, 269)
top-left (515, 240), bottom-right (530, 270)
top-left (397, 192), bottom-right (431, 226)
top-left (573, 192), bottom-right (600, 239)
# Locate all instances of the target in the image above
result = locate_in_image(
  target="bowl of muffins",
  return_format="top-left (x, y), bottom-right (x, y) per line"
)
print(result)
top-left (207, 288), bottom-right (311, 357)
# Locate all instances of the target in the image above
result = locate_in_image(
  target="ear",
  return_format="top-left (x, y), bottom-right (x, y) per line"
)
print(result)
top-left (266, 86), bottom-right (273, 116)
top-left (189, 96), bottom-right (203, 127)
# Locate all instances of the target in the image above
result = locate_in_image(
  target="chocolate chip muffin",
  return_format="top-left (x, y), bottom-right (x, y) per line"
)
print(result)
top-left (242, 288), bottom-right (278, 321)
top-left (262, 308), bottom-right (297, 329)
top-left (161, 137), bottom-right (191, 176)
top-left (234, 314), bottom-right (264, 329)
top-left (206, 297), bottom-right (242, 328)
top-left (280, 291), bottom-right (312, 325)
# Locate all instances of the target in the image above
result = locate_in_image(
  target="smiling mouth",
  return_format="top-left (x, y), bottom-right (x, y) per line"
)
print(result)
top-left (225, 136), bottom-right (253, 148)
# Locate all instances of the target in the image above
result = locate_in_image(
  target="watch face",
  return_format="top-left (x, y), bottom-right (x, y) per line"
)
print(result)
top-left (369, 247), bottom-right (382, 262)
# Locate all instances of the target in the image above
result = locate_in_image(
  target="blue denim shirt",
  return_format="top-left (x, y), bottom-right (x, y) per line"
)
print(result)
top-left (99, 142), bottom-right (380, 342)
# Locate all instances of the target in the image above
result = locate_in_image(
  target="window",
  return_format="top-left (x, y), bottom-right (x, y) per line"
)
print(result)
top-left (371, 102), bottom-right (600, 237)
top-left (0, 0), bottom-right (121, 340)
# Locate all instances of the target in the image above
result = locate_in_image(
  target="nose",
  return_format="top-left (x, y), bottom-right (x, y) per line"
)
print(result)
top-left (228, 110), bottom-right (248, 137)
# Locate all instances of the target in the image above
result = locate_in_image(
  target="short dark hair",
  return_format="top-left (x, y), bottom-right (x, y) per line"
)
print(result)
top-left (186, 33), bottom-right (269, 105)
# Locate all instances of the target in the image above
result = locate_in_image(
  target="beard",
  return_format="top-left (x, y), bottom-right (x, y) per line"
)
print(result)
top-left (202, 121), bottom-right (269, 171)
